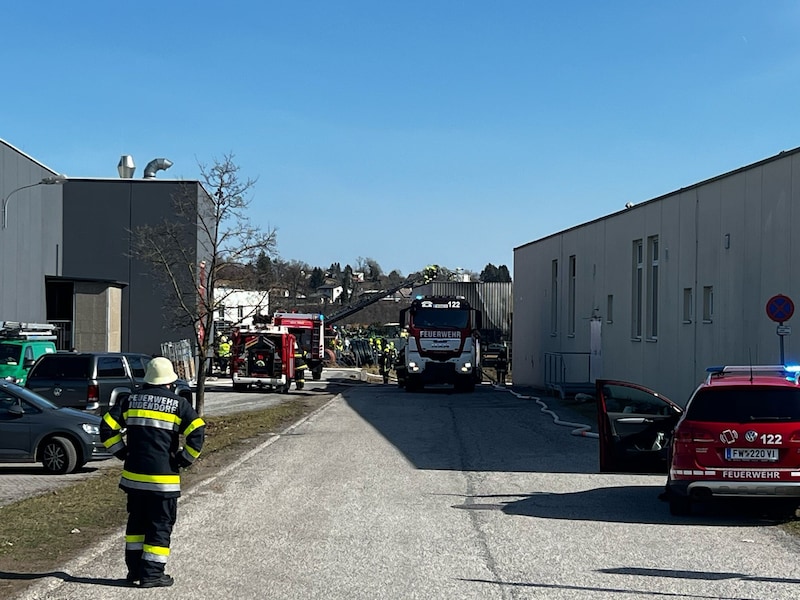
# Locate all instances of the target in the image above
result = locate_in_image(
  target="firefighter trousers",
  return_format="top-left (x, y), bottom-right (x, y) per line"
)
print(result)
top-left (125, 492), bottom-right (178, 581)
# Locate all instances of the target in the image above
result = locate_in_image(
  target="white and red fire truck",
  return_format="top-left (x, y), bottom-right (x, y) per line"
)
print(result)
top-left (272, 312), bottom-right (326, 380)
top-left (396, 295), bottom-right (483, 392)
top-left (229, 323), bottom-right (297, 392)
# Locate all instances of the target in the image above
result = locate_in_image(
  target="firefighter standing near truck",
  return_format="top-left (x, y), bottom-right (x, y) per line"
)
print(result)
top-left (217, 336), bottom-right (231, 375)
top-left (100, 357), bottom-right (205, 588)
top-left (294, 343), bottom-right (308, 390)
top-left (378, 339), bottom-right (396, 384)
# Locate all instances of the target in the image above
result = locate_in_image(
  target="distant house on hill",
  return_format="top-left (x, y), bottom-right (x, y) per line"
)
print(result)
top-left (214, 287), bottom-right (269, 326)
top-left (316, 281), bottom-right (343, 304)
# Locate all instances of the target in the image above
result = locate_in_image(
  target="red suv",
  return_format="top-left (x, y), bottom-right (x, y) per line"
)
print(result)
top-left (596, 365), bottom-right (800, 516)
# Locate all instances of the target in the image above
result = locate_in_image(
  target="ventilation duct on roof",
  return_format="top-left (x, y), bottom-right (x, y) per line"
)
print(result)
top-left (143, 158), bottom-right (173, 179)
top-left (118, 155), bottom-right (135, 178)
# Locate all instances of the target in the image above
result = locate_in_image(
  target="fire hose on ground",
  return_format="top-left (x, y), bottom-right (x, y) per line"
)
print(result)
top-left (495, 384), bottom-right (600, 439)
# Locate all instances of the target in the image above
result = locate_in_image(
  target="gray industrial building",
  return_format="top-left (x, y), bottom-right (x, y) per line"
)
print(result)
top-left (513, 146), bottom-right (800, 405)
top-left (0, 139), bottom-right (209, 355)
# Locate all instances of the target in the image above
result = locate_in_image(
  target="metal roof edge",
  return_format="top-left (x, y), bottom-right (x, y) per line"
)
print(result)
top-left (0, 138), bottom-right (60, 176)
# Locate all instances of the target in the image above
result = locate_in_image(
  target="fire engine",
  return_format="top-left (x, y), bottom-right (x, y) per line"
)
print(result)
top-left (395, 295), bottom-right (483, 392)
top-left (272, 312), bottom-right (326, 380)
top-left (229, 323), bottom-right (297, 392)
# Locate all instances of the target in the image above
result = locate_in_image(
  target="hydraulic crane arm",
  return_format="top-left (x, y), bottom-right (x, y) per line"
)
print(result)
top-left (324, 266), bottom-right (438, 325)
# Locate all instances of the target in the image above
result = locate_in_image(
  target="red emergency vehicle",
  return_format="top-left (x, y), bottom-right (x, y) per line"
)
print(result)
top-left (229, 323), bottom-right (296, 392)
top-left (272, 312), bottom-right (326, 380)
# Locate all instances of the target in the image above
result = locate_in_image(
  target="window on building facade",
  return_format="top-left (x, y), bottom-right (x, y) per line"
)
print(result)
top-left (550, 259), bottom-right (558, 335)
top-left (646, 236), bottom-right (659, 339)
top-left (568, 255), bottom-right (576, 336)
top-left (632, 240), bottom-right (643, 339)
top-left (607, 294), bottom-right (614, 324)
top-left (703, 286), bottom-right (714, 323)
top-left (683, 288), bottom-right (693, 323)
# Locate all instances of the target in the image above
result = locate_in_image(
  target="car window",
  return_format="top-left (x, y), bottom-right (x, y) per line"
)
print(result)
top-left (30, 356), bottom-right (90, 379)
top-left (126, 355), bottom-right (147, 378)
top-left (686, 386), bottom-right (800, 422)
top-left (97, 356), bottom-right (126, 378)
top-left (0, 391), bottom-right (20, 415)
top-left (24, 346), bottom-right (34, 361)
top-left (0, 345), bottom-right (21, 365)
top-left (602, 383), bottom-right (668, 415)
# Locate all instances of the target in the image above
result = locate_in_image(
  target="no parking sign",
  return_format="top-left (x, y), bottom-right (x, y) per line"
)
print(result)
top-left (766, 294), bottom-right (794, 364)
top-left (766, 294), bottom-right (794, 323)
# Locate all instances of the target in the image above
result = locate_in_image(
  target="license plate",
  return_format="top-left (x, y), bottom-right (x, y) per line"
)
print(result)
top-left (724, 447), bottom-right (779, 461)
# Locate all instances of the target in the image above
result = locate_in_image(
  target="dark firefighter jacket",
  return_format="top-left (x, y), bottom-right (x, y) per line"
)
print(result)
top-left (100, 385), bottom-right (205, 497)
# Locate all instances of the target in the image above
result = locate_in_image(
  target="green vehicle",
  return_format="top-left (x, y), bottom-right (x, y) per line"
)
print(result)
top-left (0, 322), bottom-right (58, 385)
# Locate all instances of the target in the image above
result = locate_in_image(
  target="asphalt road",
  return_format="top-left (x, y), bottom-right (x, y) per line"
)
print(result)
top-left (0, 368), bottom-right (367, 508)
top-left (12, 382), bottom-right (800, 599)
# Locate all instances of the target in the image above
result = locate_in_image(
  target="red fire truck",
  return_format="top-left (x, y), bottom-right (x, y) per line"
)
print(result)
top-left (272, 312), bottom-right (326, 380)
top-left (229, 323), bottom-right (296, 392)
top-left (395, 295), bottom-right (483, 393)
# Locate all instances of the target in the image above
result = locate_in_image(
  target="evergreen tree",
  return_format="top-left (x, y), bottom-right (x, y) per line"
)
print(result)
top-left (309, 266), bottom-right (325, 290)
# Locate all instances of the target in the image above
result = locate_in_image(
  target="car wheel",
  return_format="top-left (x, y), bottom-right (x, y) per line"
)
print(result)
top-left (668, 494), bottom-right (692, 516)
top-left (41, 436), bottom-right (78, 474)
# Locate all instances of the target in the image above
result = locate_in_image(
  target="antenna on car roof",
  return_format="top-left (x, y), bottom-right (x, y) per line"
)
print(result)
top-left (749, 348), bottom-right (754, 383)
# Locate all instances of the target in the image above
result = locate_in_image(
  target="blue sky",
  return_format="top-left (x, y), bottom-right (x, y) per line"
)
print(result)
top-left (4, 1), bottom-right (800, 277)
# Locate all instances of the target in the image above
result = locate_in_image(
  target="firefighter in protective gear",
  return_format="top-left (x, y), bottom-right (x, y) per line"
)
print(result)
top-left (217, 336), bottom-right (231, 374)
top-left (378, 340), bottom-right (396, 384)
top-left (294, 343), bottom-right (308, 390)
top-left (423, 264), bottom-right (439, 283)
top-left (100, 357), bottom-right (205, 588)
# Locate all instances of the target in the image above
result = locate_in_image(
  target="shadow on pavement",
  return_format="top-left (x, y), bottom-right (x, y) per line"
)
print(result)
top-left (450, 485), bottom-right (798, 526)
top-left (341, 384), bottom-right (598, 474)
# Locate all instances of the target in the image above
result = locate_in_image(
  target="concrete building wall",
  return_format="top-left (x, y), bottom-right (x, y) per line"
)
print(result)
top-left (513, 148), bottom-right (800, 405)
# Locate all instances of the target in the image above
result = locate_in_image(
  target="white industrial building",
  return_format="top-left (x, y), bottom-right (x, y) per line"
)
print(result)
top-left (513, 147), bottom-right (800, 405)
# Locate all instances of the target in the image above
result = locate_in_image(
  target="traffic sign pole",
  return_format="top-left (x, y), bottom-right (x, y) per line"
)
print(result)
top-left (766, 294), bottom-right (794, 364)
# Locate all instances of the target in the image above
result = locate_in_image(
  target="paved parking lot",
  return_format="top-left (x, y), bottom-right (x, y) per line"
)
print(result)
top-left (0, 459), bottom-right (119, 508)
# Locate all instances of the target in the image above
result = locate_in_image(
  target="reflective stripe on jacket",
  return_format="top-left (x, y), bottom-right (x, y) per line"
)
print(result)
top-left (100, 385), bottom-right (205, 497)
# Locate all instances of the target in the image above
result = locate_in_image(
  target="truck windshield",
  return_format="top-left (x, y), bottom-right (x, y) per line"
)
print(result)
top-left (0, 345), bottom-right (21, 365)
top-left (411, 308), bottom-right (469, 329)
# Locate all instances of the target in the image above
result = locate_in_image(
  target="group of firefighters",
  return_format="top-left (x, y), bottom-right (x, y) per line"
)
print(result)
top-left (212, 327), bottom-right (400, 384)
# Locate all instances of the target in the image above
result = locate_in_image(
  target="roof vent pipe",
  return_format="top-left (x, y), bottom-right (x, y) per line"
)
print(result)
top-left (118, 155), bottom-right (135, 178)
top-left (143, 158), bottom-right (173, 179)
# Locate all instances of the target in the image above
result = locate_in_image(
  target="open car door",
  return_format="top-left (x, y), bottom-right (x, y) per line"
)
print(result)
top-left (596, 380), bottom-right (683, 473)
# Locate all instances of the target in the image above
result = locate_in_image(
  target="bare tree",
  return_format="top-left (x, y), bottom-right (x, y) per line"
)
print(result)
top-left (130, 154), bottom-right (277, 415)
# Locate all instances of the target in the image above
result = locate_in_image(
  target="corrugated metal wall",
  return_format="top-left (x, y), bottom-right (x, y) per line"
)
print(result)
top-left (412, 281), bottom-right (513, 341)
